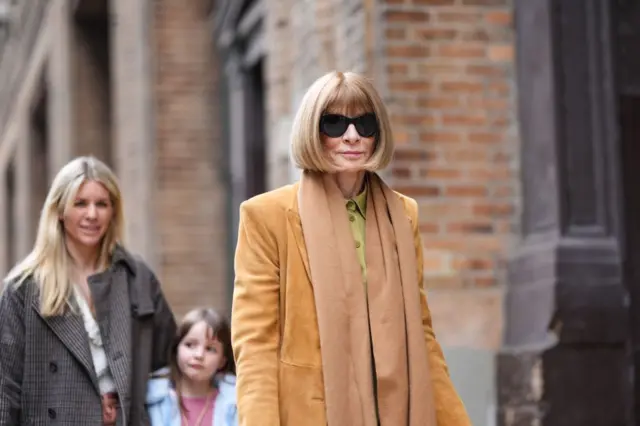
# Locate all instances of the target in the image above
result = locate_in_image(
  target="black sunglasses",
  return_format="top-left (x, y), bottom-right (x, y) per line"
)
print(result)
top-left (319, 113), bottom-right (378, 138)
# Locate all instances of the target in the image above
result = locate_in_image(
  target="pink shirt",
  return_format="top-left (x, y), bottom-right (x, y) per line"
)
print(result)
top-left (182, 394), bottom-right (216, 426)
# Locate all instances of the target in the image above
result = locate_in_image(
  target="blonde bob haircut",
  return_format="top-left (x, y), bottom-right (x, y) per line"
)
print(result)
top-left (4, 156), bottom-right (125, 317)
top-left (290, 71), bottom-right (394, 172)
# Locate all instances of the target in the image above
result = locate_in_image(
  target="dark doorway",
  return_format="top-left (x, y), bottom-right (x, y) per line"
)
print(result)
top-left (73, 0), bottom-right (113, 165)
top-left (619, 94), bottom-right (640, 426)
top-left (215, 0), bottom-right (267, 303)
top-left (4, 159), bottom-right (15, 270)
top-left (29, 81), bottom-right (49, 242)
top-left (615, 2), bottom-right (640, 423)
top-left (244, 59), bottom-right (266, 198)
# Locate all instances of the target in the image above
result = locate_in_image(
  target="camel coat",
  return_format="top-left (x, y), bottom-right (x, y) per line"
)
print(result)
top-left (232, 182), bottom-right (471, 426)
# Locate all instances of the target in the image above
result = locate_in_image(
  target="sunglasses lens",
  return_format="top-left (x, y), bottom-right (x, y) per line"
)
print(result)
top-left (355, 113), bottom-right (378, 137)
top-left (320, 115), bottom-right (347, 137)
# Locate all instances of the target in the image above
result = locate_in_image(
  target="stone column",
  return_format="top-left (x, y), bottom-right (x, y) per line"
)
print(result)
top-left (498, 1), bottom-right (629, 425)
top-left (47, 0), bottom-right (74, 180)
top-left (110, 0), bottom-right (157, 267)
top-left (14, 117), bottom-right (33, 259)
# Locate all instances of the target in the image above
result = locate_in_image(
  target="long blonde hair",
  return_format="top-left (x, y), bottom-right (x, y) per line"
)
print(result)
top-left (4, 156), bottom-right (126, 316)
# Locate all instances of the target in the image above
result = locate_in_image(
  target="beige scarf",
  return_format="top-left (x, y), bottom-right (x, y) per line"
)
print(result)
top-left (298, 171), bottom-right (436, 426)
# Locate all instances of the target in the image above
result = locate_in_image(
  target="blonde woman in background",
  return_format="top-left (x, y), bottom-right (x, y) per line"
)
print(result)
top-left (232, 71), bottom-right (470, 426)
top-left (0, 156), bottom-right (176, 425)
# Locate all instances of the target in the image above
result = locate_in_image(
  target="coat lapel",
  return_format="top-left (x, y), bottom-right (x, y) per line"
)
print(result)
top-left (32, 298), bottom-right (99, 391)
top-left (287, 183), bottom-right (311, 281)
top-left (92, 267), bottom-right (132, 414)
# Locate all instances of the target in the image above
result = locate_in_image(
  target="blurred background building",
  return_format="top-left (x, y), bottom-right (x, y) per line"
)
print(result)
top-left (0, 1), bottom-right (637, 425)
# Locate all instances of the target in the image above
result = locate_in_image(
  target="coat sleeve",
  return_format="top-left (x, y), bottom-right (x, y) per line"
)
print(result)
top-left (0, 284), bottom-right (25, 425)
top-left (149, 269), bottom-right (177, 372)
top-left (231, 201), bottom-right (281, 426)
top-left (406, 197), bottom-right (472, 426)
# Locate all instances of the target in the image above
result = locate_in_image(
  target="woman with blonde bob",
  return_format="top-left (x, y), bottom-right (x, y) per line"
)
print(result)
top-left (232, 71), bottom-right (470, 426)
top-left (0, 156), bottom-right (176, 425)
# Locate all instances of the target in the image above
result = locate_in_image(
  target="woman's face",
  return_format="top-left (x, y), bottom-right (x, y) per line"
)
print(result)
top-left (61, 180), bottom-right (114, 251)
top-left (321, 110), bottom-right (376, 173)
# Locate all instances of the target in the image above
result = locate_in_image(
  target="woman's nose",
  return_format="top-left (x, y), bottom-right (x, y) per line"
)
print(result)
top-left (86, 204), bottom-right (97, 219)
top-left (342, 124), bottom-right (360, 142)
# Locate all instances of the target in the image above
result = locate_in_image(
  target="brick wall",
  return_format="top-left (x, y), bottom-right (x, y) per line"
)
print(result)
top-left (267, 0), bottom-right (516, 294)
top-left (153, 0), bottom-right (228, 316)
top-left (383, 0), bottom-right (517, 292)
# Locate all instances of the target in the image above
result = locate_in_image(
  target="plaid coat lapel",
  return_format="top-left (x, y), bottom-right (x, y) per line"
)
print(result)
top-left (31, 297), bottom-right (99, 392)
top-left (92, 267), bottom-right (133, 415)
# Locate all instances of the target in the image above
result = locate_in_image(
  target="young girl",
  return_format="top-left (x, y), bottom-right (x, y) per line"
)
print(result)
top-left (146, 307), bottom-right (237, 426)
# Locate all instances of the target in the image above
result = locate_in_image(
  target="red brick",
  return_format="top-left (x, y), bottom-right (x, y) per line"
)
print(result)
top-left (454, 257), bottom-right (494, 271)
top-left (393, 130), bottom-right (411, 145)
top-left (447, 221), bottom-right (494, 234)
top-left (420, 131), bottom-right (463, 144)
top-left (463, 0), bottom-right (507, 5)
top-left (442, 148), bottom-right (488, 163)
top-left (487, 81), bottom-right (510, 96)
top-left (442, 113), bottom-right (487, 126)
top-left (414, 0), bottom-right (454, 4)
top-left (387, 63), bottom-right (410, 74)
top-left (386, 28), bottom-right (406, 40)
top-left (468, 132), bottom-right (505, 144)
top-left (385, 11), bottom-right (430, 23)
top-left (394, 185), bottom-right (441, 197)
top-left (391, 114), bottom-right (437, 127)
top-left (389, 80), bottom-right (433, 92)
top-left (419, 222), bottom-right (440, 233)
top-left (420, 167), bottom-right (461, 179)
top-left (488, 44), bottom-right (514, 62)
top-left (445, 185), bottom-right (488, 197)
top-left (418, 202), bottom-right (471, 219)
top-left (386, 45), bottom-right (430, 58)
top-left (474, 276), bottom-right (498, 287)
top-left (438, 43), bottom-right (486, 58)
top-left (485, 11), bottom-right (512, 26)
top-left (466, 64), bottom-right (506, 77)
top-left (424, 276), bottom-right (464, 289)
top-left (416, 28), bottom-right (458, 41)
top-left (436, 11), bottom-right (482, 24)
top-left (472, 202), bottom-right (514, 217)
top-left (418, 63), bottom-right (461, 75)
top-left (418, 97), bottom-right (461, 109)
top-left (394, 148), bottom-right (433, 161)
top-left (493, 186), bottom-right (515, 197)
top-left (427, 236), bottom-right (504, 252)
top-left (440, 80), bottom-right (484, 94)
top-left (462, 29), bottom-right (491, 42)
top-left (392, 167), bottom-right (412, 178)
top-left (467, 167), bottom-right (513, 180)
top-left (467, 98), bottom-right (510, 110)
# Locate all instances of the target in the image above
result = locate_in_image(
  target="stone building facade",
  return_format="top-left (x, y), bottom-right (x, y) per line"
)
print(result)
top-left (0, 0), bottom-right (229, 316)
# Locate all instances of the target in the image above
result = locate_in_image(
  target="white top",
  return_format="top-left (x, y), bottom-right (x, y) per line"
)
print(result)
top-left (74, 288), bottom-right (116, 395)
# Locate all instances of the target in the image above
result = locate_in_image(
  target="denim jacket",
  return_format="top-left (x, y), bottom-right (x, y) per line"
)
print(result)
top-left (146, 370), bottom-right (238, 426)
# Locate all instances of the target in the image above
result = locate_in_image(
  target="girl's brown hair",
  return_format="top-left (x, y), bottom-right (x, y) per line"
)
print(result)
top-left (168, 307), bottom-right (235, 410)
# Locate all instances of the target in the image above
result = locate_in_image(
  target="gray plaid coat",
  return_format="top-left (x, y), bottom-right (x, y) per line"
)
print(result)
top-left (0, 246), bottom-right (177, 425)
